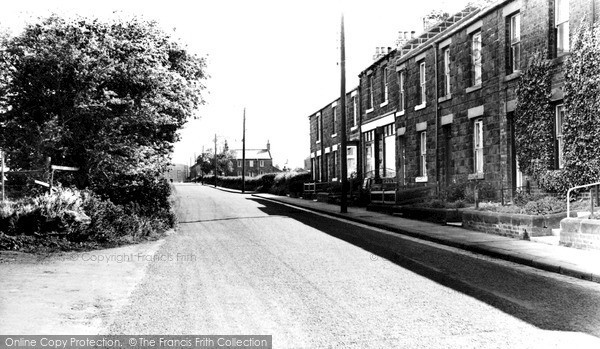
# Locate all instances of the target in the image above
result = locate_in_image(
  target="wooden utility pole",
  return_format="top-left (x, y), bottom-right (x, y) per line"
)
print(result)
top-left (340, 14), bottom-right (348, 213)
top-left (1, 150), bottom-right (5, 202)
top-left (242, 108), bottom-right (246, 193)
top-left (214, 134), bottom-right (217, 188)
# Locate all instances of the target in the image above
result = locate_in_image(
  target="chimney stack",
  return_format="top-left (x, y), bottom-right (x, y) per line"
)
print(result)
top-left (267, 140), bottom-right (270, 152)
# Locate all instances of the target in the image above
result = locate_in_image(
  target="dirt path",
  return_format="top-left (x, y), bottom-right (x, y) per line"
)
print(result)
top-left (0, 239), bottom-right (164, 334)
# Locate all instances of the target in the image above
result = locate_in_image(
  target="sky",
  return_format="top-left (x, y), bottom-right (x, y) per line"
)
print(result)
top-left (0, 0), bottom-right (470, 170)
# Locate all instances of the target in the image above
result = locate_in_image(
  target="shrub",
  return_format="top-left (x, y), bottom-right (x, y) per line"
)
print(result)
top-left (537, 169), bottom-right (570, 197)
top-left (0, 187), bottom-right (174, 252)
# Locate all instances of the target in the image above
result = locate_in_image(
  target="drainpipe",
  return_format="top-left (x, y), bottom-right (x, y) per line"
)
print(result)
top-left (432, 43), bottom-right (440, 192)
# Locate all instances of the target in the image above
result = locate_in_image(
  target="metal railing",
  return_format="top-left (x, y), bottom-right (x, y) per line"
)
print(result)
top-left (567, 181), bottom-right (600, 218)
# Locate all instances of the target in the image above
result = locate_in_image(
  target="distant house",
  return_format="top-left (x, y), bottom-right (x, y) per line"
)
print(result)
top-left (163, 164), bottom-right (189, 183)
top-left (232, 141), bottom-right (279, 177)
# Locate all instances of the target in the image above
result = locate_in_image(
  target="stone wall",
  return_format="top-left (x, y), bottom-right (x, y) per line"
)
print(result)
top-left (462, 210), bottom-right (566, 239)
top-left (560, 218), bottom-right (600, 250)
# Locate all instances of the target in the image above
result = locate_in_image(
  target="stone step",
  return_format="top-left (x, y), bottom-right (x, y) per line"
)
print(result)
top-left (530, 235), bottom-right (560, 246)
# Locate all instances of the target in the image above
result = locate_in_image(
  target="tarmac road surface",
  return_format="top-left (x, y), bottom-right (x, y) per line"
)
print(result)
top-left (105, 184), bottom-right (600, 348)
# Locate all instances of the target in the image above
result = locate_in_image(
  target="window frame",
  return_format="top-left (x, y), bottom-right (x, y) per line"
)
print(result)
top-left (398, 70), bottom-right (405, 112)
top-left (316, 114), bottom-right (321, 142)
top-left (471, 31), bottom-right (482, 86)
top-left (259, 160), bottom-right (264, 167)
top-left (352, 95), bottom-right (357, 127)
top-left (555, 104), bottom-right (565, 169)
top-left (555, 0), bottom-right (570, 55)
top-left (508, 12), bottom-right (521, 73)
top-left (443, 47), bottom-right (451, 96)
top-left (419, 131), bottom-right (427, 177)
top-left (474, 119), bottom-right (484, 174)
top-left (419, 61), bottom-right (426, 105)
top-left (382, 66), bottom-right (389, 104)
top-left (367, 73), bottom-right (374, 110)
top-left (332, 105), bottom-right (337, 135)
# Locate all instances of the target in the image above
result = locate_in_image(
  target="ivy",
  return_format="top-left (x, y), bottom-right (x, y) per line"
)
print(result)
top-left (563, 22), bottom-right (600, 186)
top-left (514, 52), bottom-right (555, 177)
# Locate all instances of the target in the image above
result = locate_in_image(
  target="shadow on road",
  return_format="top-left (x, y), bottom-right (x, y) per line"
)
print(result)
top-left (180, 216), bottom-right (275, 224)
top-left (248, 197), bottom-right (600, 338)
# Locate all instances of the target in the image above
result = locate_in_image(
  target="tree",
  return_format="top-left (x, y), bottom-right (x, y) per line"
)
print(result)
top-left (0, 15), bottom-right (207, 202)
top-left (195, 141), bottom-right (235, 176)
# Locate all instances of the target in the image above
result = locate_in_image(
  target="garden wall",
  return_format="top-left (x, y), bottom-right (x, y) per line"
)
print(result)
top-left (560, 218), bottom-right (600, 250)
top-left (462, 210), bottom-right (566, 239)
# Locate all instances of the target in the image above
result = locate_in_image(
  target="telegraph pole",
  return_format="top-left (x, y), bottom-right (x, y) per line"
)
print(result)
top-left (214, 133), bottom-right (217, 188)
top-left (242, 108), bottom-right (246, 193)
top-left (340, 14), bottom-right (348, 213)
top-left (1, 150), bottom-right (5, 202)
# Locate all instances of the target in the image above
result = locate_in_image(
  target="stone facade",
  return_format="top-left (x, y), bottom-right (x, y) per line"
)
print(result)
top-left (307, 0), bottom-right (598, 199)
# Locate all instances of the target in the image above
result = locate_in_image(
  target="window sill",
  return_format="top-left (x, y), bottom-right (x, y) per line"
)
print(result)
top-left (366, 108), bottom-right (374, 114)
top-left (468, 172), bottom-right (485, 180)
top-left (395, 110), bottom-right (405, 117)
top-left (415, 176), bottom-right (428, 183)
top-left (380, 100), bottom-right (389, 108)
top-left (503, 71), bottom-right (521, 82)
top-left (438, 94), bottom-right (452, 103)
top-left (466, 84), bottom-right (482, 94)
top-left (414, 103), bottom-right (427, 111)
top-left (350, 125), bottom-right (358, 131)
top-left (331, 133), bottom-right (338, 138)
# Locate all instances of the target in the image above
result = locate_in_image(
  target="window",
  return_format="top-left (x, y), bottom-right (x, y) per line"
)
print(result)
top-left (352, 96), bottom-right (357, 127)
top-left (382, 66), bottom-right (389, 104)
top-left (443, 47), bottom-right (451, 96)
top-left (419, 61), bottom-right (426, 105)
top-left (316, 114), bottom-right (321, 142)
top-left (471, 31), bottom-right (482, 86)
top-left (364, 131), bottom-right (375, 177)
top-left (237, 160), bottom-right (242, 167)
top-left (347, 145), bottom-right (357, 177)
top-left (332, 105), bottom-right (337, 135)
top-left (249, 160), bottom-right (254, 167)
top-left (332, 150), bottom-right (338, 180)
top-left (259, 160), bottom-right (264, 167)
top-left (398, 71), bottom-right (405, 112)
top-left (384, 124), bottom-right (396, 178)
top-left (556, 0), bottom-right (569, 55)
top-left (556, 104), bottom-right (565, 168)
top-left (367, 74), bottom-right (374, 110)
top-left (509, 12), bottom-right (521, 73)
top-left (474, 119), bottom-right (484, 174)
top-left (399, 136), bottom-right (406, 186)
top-left (419, 131), bottom-right (427, 177)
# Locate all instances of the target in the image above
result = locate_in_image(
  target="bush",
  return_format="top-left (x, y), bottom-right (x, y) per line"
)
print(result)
top-left (0, 187), bottom-right (174, 252)
top-left (537, 169), bottom-right (571, 197)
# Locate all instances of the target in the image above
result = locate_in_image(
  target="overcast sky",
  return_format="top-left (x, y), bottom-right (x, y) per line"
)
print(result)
top-left (0, 0), bottom-right (470, 169)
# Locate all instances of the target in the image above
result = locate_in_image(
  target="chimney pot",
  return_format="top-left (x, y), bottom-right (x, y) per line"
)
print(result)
top-left (411, 31), bottom-right (416, 39)
top-left (376, 47), bottom-right (380, 55)
top-left (404, 31), bottom-right (409, 40)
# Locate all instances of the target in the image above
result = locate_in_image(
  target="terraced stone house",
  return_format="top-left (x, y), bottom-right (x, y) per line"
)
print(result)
top-left (307, 0), bottom-right (598, 200)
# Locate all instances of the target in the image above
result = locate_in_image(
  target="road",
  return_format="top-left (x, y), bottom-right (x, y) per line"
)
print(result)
top-left (104, 184), bottom-right (600, 348)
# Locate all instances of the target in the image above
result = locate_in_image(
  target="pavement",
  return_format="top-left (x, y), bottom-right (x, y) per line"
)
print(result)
top-left (232, 189), bottom-right (600, 284)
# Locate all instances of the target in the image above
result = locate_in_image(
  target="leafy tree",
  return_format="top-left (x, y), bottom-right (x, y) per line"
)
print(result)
top-left (195, 140), bottom-right (235, 176)
top-left (0, 15), bottom-right (206, 203)
top-left (563, 22), bottom-right (600, 186)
